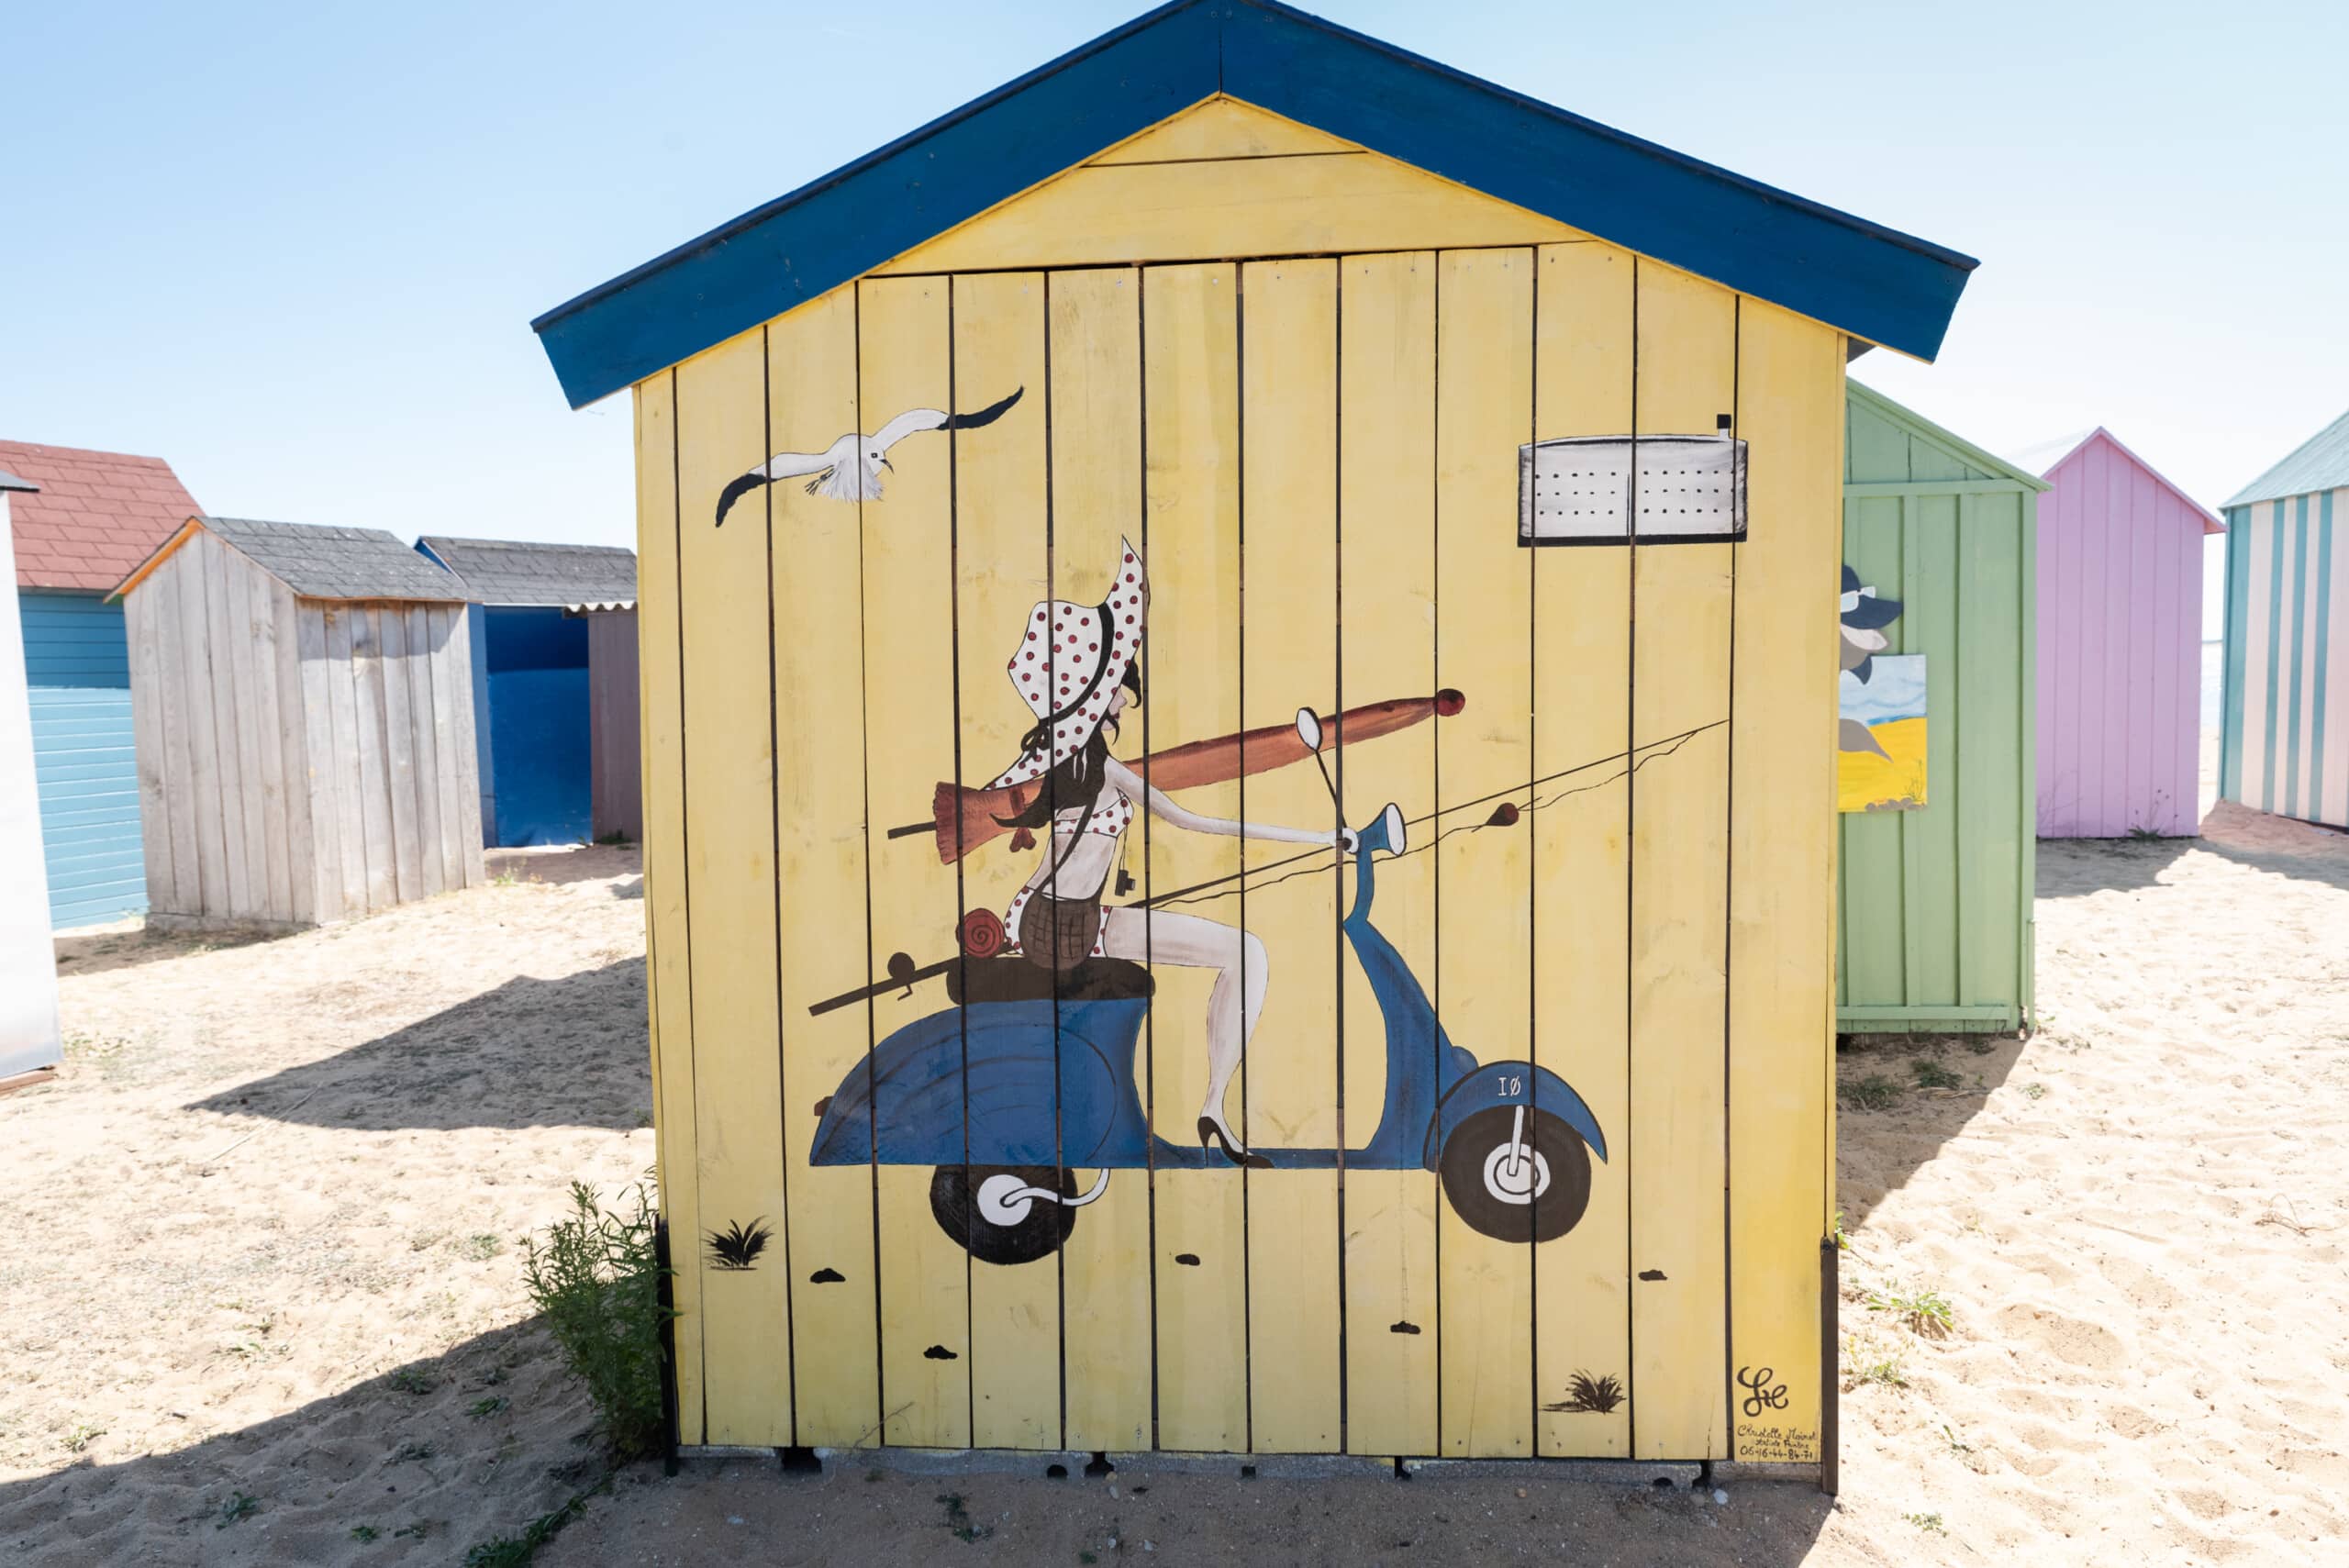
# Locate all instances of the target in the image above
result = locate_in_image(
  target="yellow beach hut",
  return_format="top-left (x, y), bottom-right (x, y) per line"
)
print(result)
top-left (529, 0), bottom-right (1977, 1479)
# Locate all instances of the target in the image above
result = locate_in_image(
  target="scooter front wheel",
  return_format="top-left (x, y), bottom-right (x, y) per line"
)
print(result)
top-left (1439, 1107), bottom-right (1592, 1243)
top-left (930, 1165), bottom-right (1077, 1265)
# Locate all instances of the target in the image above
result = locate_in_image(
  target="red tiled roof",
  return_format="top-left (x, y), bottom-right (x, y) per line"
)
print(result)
top-left (1, 439), bottom-right (203, 591)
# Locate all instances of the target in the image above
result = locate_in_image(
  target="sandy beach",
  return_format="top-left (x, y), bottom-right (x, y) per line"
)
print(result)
top-left (3, 787), bottom-right (2345, 1564)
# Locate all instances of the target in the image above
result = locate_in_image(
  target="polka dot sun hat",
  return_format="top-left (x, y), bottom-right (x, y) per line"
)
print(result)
top-left (985, 538), bottom-right (1146, 790)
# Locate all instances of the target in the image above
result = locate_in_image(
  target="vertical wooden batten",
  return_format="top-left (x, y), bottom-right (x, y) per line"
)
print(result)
top-left (1046, 266), bottom-right (1155, 1452)
top-left (1727, 299), bottom-right (1842, 1465)
top-left (1627, 261), bottom-right (1735, 1461)
top-left (1238, 256), bottom-right (1343, 1456)
top-left (634, 373), bottom-right (704, 1442)
top-left (1140, 260), bottom-right (1250, 1454)
top-left (764, 290), bottom-right (880, 1450)
top-left (674, 329), bottom-right (794, 1446)
top-left (1529, 239), bottom-right (1633, 1460)
top-left (1336, 247), bottom-right (1439, 1460)
top-left (951, 269), bottom-right (1060, 1450)
top-left (1431, 246), bottom-right (1536, 1461)
top-left (856, 275), bottom-right (974, 1450)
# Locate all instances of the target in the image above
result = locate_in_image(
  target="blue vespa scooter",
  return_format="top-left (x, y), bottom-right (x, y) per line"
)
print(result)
top-left (809, 709), bottom-right (1609, 1265)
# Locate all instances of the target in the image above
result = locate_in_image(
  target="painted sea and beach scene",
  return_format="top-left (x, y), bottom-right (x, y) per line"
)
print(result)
top-left (1837, 654), bottom-right (1928, 811)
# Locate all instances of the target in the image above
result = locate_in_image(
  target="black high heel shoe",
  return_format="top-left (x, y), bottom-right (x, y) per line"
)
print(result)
top-left (1197, 1116), bottom-right (1273, 1169)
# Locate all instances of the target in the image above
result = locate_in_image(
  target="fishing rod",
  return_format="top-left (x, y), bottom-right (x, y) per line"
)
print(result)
top-left (804, 716), bottom-right (1724, 1017)
top-left (1136, 718), bottom-right (1727, 910)
top-left (889, 691), bottom-right (1466, 861)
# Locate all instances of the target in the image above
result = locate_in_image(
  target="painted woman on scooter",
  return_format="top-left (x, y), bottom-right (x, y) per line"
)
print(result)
top-left (986, 538), bottom-right (1352, 1168)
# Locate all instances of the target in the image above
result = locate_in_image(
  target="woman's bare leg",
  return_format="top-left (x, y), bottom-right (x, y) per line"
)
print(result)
top-left (1100, 906), bottom-right (1266, 1143)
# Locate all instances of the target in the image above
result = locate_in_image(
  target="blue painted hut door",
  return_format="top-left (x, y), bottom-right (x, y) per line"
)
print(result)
top-left (483, 606), bottom-right (592, 846)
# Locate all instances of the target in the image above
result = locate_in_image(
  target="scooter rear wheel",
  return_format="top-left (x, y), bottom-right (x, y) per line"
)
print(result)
top-left (1439, 1107), bottom-right (1592, 1243)
top-left (930, 1164), bottom-right (1077, 1265)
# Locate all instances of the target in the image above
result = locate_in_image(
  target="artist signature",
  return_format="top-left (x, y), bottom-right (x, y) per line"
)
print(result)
top-left (1735, 1365), bottom-right (1790, 1418)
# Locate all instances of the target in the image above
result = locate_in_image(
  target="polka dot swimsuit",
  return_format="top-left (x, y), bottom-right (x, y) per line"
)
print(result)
top-left (1001, 784), bottom-right (1132, 958)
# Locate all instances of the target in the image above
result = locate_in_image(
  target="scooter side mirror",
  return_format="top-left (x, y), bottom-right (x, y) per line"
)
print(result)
top-left (1295, 706), bottom-right (1322, 753)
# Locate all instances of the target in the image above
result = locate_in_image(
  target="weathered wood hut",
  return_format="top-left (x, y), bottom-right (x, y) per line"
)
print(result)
top-left (113, 517), bottom-right (484, 930)
top-left (0, 468), bottom-right (62, 1084)
top-left (1840, 384), bottom-right (2043, 1036)
top-left (412, 536), bottom-right (638, 846)
top-left (529, 0), bottom-right (1977, 1476)
top-left (2220, 406), bottom-right (2349, 828)
top-left (2011, 428), bottom-right (2220, 838)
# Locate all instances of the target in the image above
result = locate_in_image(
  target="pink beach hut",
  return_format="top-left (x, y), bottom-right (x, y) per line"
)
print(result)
top-left (2013, 428), bottom-right (2222, 837)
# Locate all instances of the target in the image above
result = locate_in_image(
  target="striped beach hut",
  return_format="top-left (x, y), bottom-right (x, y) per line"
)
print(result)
top-left (2219, 408), bottom-right (2349, 828)
top-left (2013, 428), bottom-right (2221, 838)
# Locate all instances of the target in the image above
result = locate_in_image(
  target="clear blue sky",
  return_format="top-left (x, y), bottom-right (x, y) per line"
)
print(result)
top-left (9, 1), bottom-right (2344, 635)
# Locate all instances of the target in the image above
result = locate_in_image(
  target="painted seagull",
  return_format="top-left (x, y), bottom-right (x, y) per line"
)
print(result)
top-left (713, 386), bottom-right (1024, 526)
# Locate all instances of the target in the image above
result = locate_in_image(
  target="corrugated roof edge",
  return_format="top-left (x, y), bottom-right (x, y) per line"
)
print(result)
top-left (109, 517), bottom-right (471, 604)
top-left (529, 0), bottom-right (1977, 407)
top-left (2222, 406), bottom-right (2349, 510)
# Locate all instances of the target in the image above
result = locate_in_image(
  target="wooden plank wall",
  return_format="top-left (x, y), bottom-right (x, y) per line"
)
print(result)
top-left (1837, 397), bottom-right (2035, 1031)
top-left (585, 610), bottom-right (643, 842)
top-left (635, 249), bottom-right (1842, 1461)
top-left (124, 528), bottom-right (484, 928)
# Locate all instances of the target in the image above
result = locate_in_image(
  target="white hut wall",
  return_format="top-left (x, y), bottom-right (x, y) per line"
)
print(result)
top-left (0, 490), bottom-right (63, 1077)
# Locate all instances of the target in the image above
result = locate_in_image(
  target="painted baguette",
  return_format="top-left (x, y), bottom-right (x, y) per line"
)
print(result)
top-left (919, 690), bottom-right (1465, 863)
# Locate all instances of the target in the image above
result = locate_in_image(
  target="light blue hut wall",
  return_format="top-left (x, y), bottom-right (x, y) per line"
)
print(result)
top-left (1837, 384), bottom-right (2040, 1035)
top-left (18, 589), bottom-right (146, 927)
top-left (2220, 487), bottom-right (2346, 827)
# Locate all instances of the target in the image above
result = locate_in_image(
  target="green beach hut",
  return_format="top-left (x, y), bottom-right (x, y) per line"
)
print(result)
top-left (1838, 382), bottom-right (2046, 1035)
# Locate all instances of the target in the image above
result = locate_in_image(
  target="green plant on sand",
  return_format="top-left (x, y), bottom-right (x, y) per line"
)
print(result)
top-left (1840, 1073), bottom-right (1903, 1111)
top-left (1911, 1057), bottom-right (1963, 1091)
top-left (1865, 1284), bottom-right (1955, 1337)
top-left (521, 1181), bottom-right (669, 1461)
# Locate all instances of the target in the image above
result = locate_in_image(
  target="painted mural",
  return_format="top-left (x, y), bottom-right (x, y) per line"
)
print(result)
top-left (783, 510), bottom-right (1739, 1264)
top-left (1837, 565), bottom-right (1927, 812)
top-left (631, 239), bottom-right (1847, 1467)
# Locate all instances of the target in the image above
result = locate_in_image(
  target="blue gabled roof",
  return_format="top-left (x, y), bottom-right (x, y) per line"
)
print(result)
top-left (530, 0), bottom-right (1978, 409)
top-left (2224, 406), bottom-right (2349, 510)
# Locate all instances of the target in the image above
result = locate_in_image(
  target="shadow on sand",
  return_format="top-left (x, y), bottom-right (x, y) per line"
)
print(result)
top-left (1833, 1029), bottom-right (2024, 1229)
top-left (0, 1321), bottom-right (603, 1566)
top-left (486, 844), bottom-right (643, 889)
top-left (2, 1325), bottom-right (1835, 1568)
top-left (50, 922), bottom-right (277, 981)
top-left (2039, 800), bottom-right (2349, 899)
top-left (186, 959), bottom-right (650, 1132)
